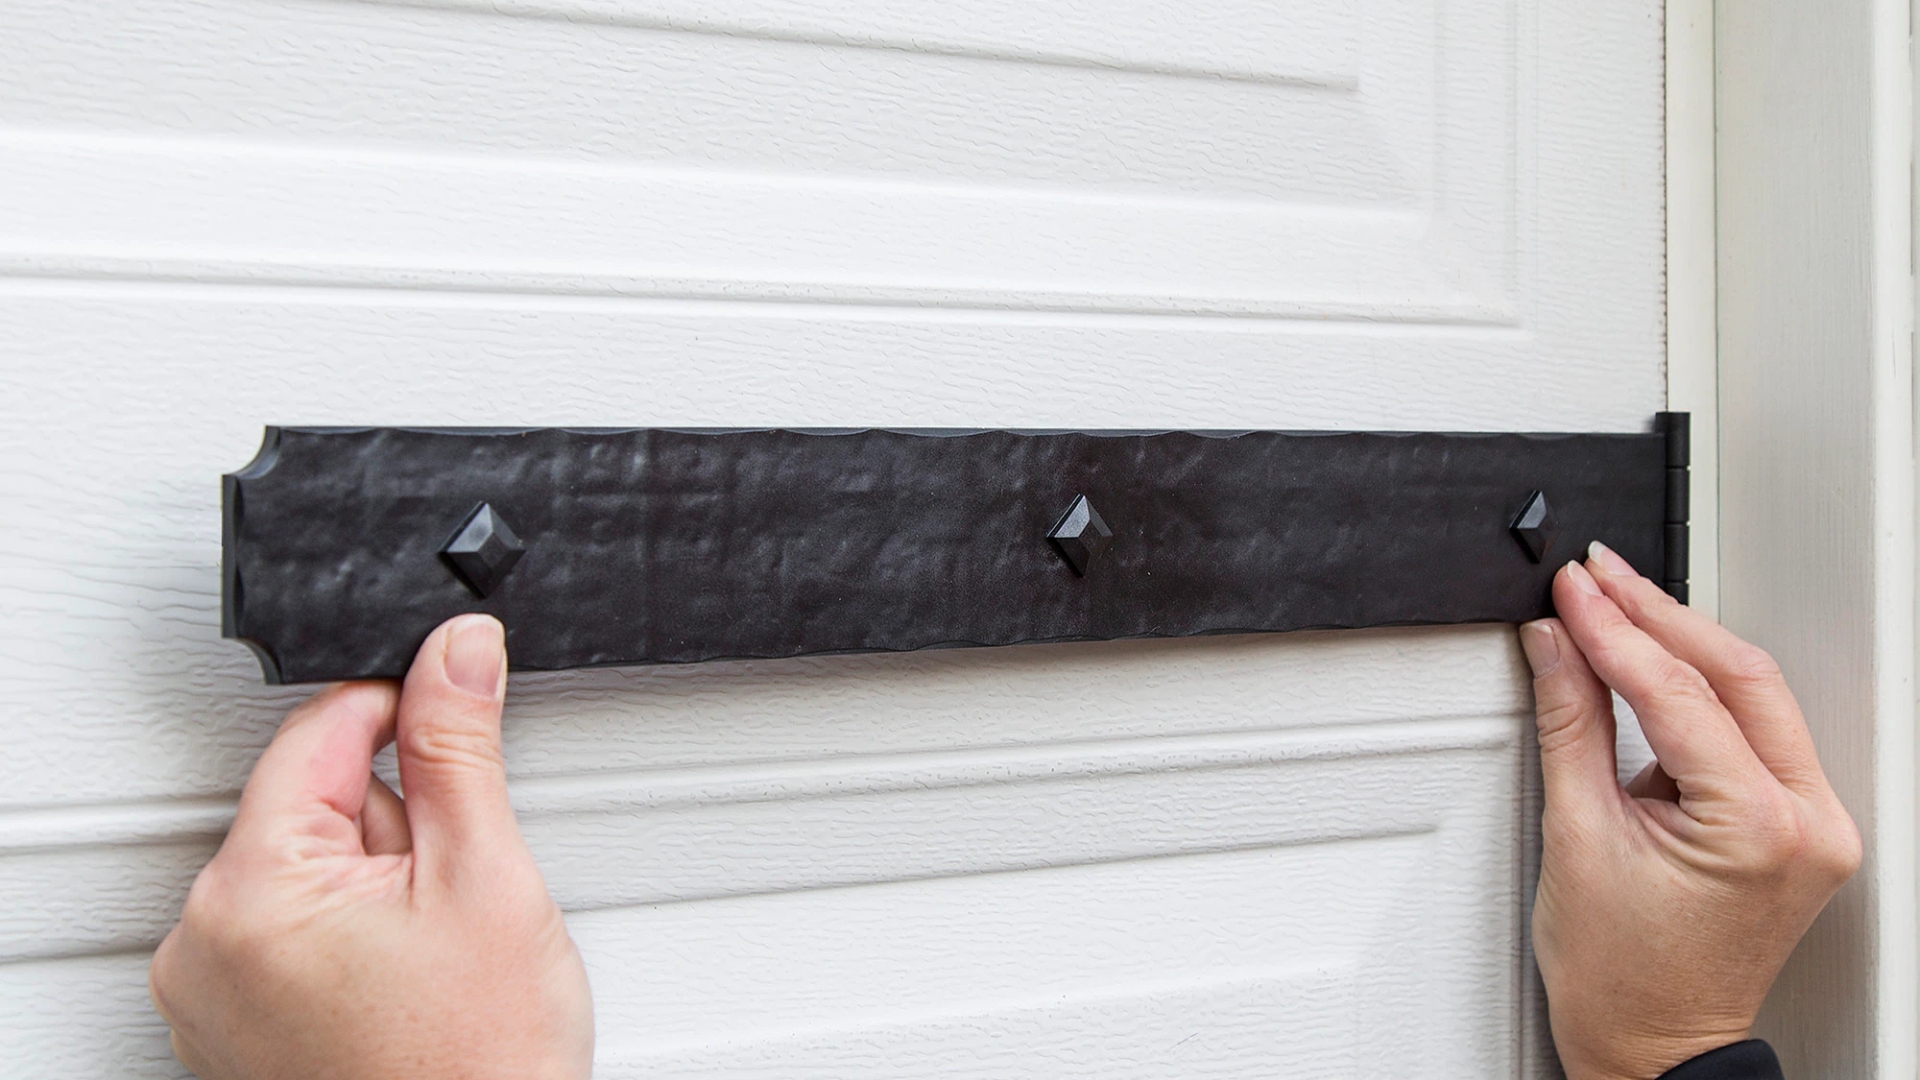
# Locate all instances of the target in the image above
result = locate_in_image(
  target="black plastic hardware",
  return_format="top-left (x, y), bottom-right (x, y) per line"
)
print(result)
top-left (222, 421), bottom-right (1683, 684)
top-left (1047, 495), bottom-right (1113, 576)
top-left (440, 502), bottom-right (526, 598)
top-left (1508, 491), bottom-right (1559, 563)
top-left (1656, 411), bottom-right (1691, 603)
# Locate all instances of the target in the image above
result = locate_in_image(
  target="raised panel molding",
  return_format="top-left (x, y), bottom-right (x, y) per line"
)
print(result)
top-left (0, 0), bottom-right (1519, 320)
top-left (579, 832), bottom-right (1502, 1076)
top-left (0, 716), bottom-right (1514, 964)
top-left (0, 131), bottom-right (1504, 322)
top-left (1, 808), bottom-right (1520, 1079)
top-left (0, 752), bottom-right (1521, 1078)
top-left (367, 0), bottom-right (1365, 86)
top-left (591, 966), bottom-right (1369, 1080)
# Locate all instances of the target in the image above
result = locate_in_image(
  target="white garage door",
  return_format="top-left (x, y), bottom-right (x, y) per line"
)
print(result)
top-left (0, 1), bottom-right (1664, 1076)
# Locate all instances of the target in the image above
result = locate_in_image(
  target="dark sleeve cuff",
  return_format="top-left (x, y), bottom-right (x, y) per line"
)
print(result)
top-left (1657, 1040), bottom-right (1784, 1080)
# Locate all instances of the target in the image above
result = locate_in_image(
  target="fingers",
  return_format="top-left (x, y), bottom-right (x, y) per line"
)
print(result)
top-left (1551, 561), bottom-right (1768, 802)
top-left (394, 615), bottom-right (526, 886)
top-left (1583, 542), bottom-right (1828, 794)
top-left (224, 681), bottom-right (401, 860)
top-left (1522, 619), bottom-right (1624, 826)
top-left (360, 774), bottom-right (412, 857)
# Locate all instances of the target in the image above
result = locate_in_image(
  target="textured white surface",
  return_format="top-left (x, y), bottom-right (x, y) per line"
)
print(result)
top-left (1717, 1), bottom-right (1918, 1075)
top-left (0, 0), bottom-right (1663, 1075)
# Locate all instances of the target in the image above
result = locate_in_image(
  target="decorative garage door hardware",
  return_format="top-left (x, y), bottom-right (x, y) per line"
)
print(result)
top-left (221, 417), bottom-right (1690, 684)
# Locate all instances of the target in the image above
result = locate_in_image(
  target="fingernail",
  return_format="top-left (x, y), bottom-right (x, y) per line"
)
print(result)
top-left (444, 615), bottom-right (505, 697)
top-left (1519, 621), bottom-right (1561, 677)
top-left (1587, 540), bottom-right (1635, 578)
top-left (1565, 559), bottom-right (1603, 597)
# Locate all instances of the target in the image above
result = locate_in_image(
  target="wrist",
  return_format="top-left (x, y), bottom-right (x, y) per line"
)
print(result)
top-left (1559, 1029), bottom-right (1756, 1080)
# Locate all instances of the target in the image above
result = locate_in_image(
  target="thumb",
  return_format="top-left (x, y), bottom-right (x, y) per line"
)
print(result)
top-left (395, 615), bottom-right (525, 884)
top-left (1522, 619), bottom-right (1623, 827)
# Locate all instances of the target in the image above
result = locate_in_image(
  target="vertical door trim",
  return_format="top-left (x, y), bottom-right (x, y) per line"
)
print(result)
top-left (1715, 0), bottom-right (1919, 1076)
top-left (1667, 0), bottom-right (1719, 618)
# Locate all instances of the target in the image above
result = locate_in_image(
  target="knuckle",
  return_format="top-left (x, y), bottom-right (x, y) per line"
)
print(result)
top-left (1738, 792), bottom-right (1810, 873)
top-left (1611, 579), bottom-right (1662, 616)
top-left (1735, 793), bottom-right (1862, 888)
top-left (178, 860), bottom-right (274, 959)
top-left (1726, 643), bottom-right (1786, 688)
top-left (185, 858), bottom-right (245, 920)
top-left (398, 719), bottom-right (504, 773)
top-left (147, 937), bottom-right (183, 1023)
top-left (149, 862), bottom-right (263, 1023)
top-left (175, 872), bottom-right (229, 941)
top-left (277, 682), bottom-right (351, 730)
top-left (1639, 660), bottom-right (1719, 714)
top-left (1587, 640), bottom-right (1711, 703)
top-left (1532, 695), bottom-right (1590, 745)
top-left (1655, 658), bottom-right (1714, 697)
top-left (1814, 810), bottom-right (1865, 884)
top-left (1539, 807), bottom-right (1599, 854)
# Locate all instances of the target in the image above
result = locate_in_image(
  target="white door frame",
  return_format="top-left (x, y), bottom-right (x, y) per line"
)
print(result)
top-left (1703, 1), bottom-right (1919, 1076)
top-left (1666, 0), bottom-right (1718, 620)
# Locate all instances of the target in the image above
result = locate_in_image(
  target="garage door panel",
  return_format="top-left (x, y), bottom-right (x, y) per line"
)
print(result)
top-left (0, 0), bottom-right (1659, 1073)
top-left (0, 715), bottom-right (1517, 963)
top-left (1, 739), bottom-right (1518, 1076)
top-left (581, 814), bottom-right (1513, 1076)
top-left (2, 133), bottom-right (1475, 320)
top-left (521, 720), bottom-right (1514, 913)
top-left (0, 0), bottom-right (1536, 318)
top-left (0, 0), bottom-right (1423, 199)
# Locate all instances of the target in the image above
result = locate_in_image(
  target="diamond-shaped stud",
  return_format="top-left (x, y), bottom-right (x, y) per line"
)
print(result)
top-left (1048, 494), bottom-right (1113, 576)
top-left (1509, 490), bottom-right (1559, 563)
top-left (441, 502), bottom-right (525, 597)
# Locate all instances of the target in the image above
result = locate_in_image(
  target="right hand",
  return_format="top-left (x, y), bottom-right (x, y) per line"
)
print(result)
top-left (1523, 544), bottom-right (1860, 1080)
top-left (149, 615), bottom-right (593, 1080)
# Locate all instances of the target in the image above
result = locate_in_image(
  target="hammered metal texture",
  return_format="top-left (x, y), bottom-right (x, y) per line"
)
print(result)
top-left (223, 427), bottom-right (1670, 683)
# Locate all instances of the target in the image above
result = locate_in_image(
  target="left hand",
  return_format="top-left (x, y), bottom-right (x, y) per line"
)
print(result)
top-left (149, 615), bottom-right (594, 1080)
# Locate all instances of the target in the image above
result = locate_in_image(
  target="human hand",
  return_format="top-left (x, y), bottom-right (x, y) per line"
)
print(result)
top-left (1522, 544), bottom-right (1859, 1080)
top-left (150, 615), bottom-right (593, 1080)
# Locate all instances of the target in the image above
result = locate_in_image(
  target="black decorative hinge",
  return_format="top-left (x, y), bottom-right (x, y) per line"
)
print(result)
top-left (223, 419), bottom-right (1684, 683)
